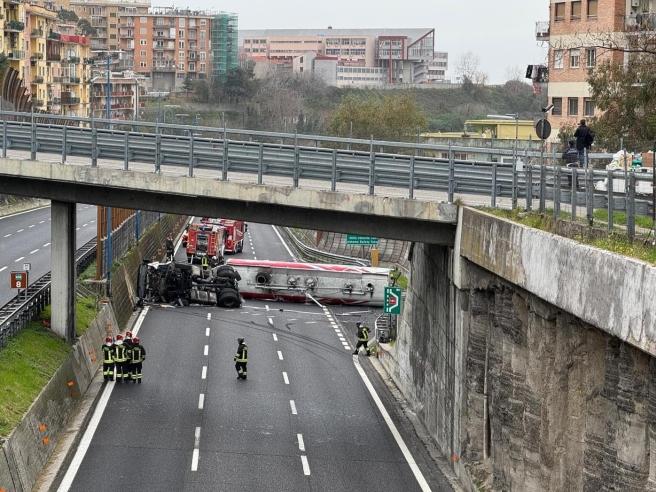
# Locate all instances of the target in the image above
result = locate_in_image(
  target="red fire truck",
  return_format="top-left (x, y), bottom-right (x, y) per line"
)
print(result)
top-left (186, 223), bottom-right (226, 266)
top-left (200, 218), bottom-right (245, 254)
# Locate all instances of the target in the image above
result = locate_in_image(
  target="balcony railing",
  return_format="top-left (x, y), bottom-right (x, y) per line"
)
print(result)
top-left (61, 96), bottom-right (80, 105)
top-left (61, 76), bottom-right (81, 84)
top-left (535, 21), bottom-right (550, 40)
top-left (32, 76), bottom-right (44, 84)
top-left (30, 52), bottom-right (44, 61)
top-left (30, 28), bottom-right (43, 38)
top-left (626, 12), bottom-right (656, 31)
top-left (68, 56), bottom-right (80, 64)
top-left (8, 50), bottom-right (25, 60)
top-left (5, 20), bottom-right (24, 32)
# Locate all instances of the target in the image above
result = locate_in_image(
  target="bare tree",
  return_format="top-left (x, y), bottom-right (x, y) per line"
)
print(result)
top-left (455, 52), bottom-right (488, 85)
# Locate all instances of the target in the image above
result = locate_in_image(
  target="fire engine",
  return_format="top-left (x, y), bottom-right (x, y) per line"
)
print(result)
top-left (201, 217), bottom-right (245, 254)
top-left (185, 223), bottom-right (226, 267)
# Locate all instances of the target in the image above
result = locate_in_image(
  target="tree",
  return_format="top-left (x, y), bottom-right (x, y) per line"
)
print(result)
top-left (182, 74), bottom-right (193, 96)
top-left (77, 19), bottom-right (97, 37)
top-left (191, 79), bottom-right (210, 103)
top-left (58, 9), bottom-right (78, 23)
top-left (455, 52), bottom-right (488, 86)
top-left (223, 67), bottom-right (255, 103)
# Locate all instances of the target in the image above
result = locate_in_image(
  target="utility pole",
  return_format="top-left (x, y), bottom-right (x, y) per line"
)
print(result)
top-left (105, 54), bottom-right (111, 122)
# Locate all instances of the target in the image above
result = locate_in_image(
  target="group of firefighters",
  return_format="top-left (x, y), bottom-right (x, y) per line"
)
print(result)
top-left (102, 331), bottom-right (147, 383)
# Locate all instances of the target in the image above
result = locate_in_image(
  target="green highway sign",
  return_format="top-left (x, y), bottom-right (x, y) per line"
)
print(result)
top-left (346, 235), bottom-right (379, 246)
top-left (384, 286), bottom-right (402, 315)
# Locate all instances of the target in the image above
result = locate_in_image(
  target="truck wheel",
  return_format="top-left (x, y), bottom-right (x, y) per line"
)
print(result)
top-left (218, 288), bottom-right (241, 308)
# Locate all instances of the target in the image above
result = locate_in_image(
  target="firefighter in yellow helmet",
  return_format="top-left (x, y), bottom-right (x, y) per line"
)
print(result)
top-left (234, 337), bottom-right (248, 380)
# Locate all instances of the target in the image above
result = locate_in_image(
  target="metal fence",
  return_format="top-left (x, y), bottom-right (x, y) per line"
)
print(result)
top-left (1, 110), bottom-right (654, 240)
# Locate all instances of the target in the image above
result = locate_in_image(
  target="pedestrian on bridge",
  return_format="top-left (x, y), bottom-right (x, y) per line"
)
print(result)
top-left (102, 337), bottom-right (115, 382)
top-left (113, 334), bottom-right (129, 383)
top-left (353, 322), bottom-right (371, 356)
top-left (130, 337), bottom-right (146, 384)
top-left (234, 338), bottom-right (248, 380)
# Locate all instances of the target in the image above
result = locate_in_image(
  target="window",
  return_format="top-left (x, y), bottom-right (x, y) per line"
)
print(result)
top-left (584, 48), bottom-right (596, 68)
top-left (571, 1), bottom-right (582, 19)
top-left (584, 98), bottom-right (595, 116)
top-left (179, 30), bottom-right (184, 38)
top-left (140, 61), bottom-right (146, 67)
top-left (200, 19), bottom-right (206, 26)
top-left (552, 97), bottom-right (563, 116)
top-left (199, 52), bottom-right (206, 61)
top-left (553, 49), bottom-right (564, 69)
top-left (587, 0), bottom-right (598, 18)
top-left (200, 63), bottom-right (206, 72)
top-left (179, 50), bottom-right (185, 59)
top-left (179, 62), bottom-right (185, 70)
top-left (140, 17), bottom-right (146, 23)
top-left (570, 49), bottom-right (580, 68)
top-left (179, 18), bottom-right (185, 27)
top-left (568, 97), bottom-right (579, 116)
top-left (189, 62), bottom-right (195, 71)
top-left (179, 41), bottom-right (185, 49)
top-left (140, 50), bottom-right (145, 57)
top-left (140, 39), bottom-right (147, 46)
top-left (554, 2), bottom-right (566, 20)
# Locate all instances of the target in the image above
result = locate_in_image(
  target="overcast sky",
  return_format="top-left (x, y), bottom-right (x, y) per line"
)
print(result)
top-left (183, 0), bottom-right (548, 83)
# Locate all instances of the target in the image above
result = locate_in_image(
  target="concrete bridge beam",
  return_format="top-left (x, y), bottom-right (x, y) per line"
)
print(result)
top-left (51, 201), bottom-right (76, 342)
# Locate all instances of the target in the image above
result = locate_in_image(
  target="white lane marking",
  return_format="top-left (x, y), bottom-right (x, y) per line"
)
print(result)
top-left (352, 357), bottom-right (432, 492)
top-left (253, 256), bottom-right (257, 260)
top-left (265, 304), bottom-right (270, 311)
top-left (297, 433), bottom-right (305, 452)
top-left (82, 223), bottom-right (88, 228)
top-left (282, 372), bottom-right (289, 385)
top-left (271, 225), bottom-right (297, 260)
top-left (57, 307), bottom-right (150, 492)
top-left (14, 256), bottom-right (24, 262)
top-left (28, 224), bottom-right (35, 228)
top-left (39, 220), bottom-right (45, 224)
top-left (207, 313), bottom-right (211, 320)
top-left (43, 242), bottom-right (51, 247)
top-left (0, 204), bottom-right (50, 221)
top-left (198, 393), bottom-right (205, 410)
top-left (191, 449), bottom-right (200, 472)
top-left (201, 366), bottom-right (207, 380)
top-left (0, 266), bottom-right (6, 273)
top-left (339, 337), bottom-right (346, 342)
top-left (16, 229), bottom-right (24, 233)
top-left (203, 345), bottom-right (209, 356)
top-left (343, 345), bottom-right (351, 350)
top-left (277, 350), bottom-right (283, 360)
top-left (301, 455), bottom-right (311, 476)
top-left (205, 327), bottom-right (210, 337)
top-left (335, 329), bottom-right (342, 333)
top-left (75, 227), bottom-right (80, 231)
top-left (289, 400), bottom-right (297, 415)
top-left (331, 323), bottom-right (339, 328)
top-left (305, 321), bottom-right (317, 325)
top-left (272, 333), bottom-right (278, 342)
top-left (3, 233), bottom-right (11, 238)
top-left (90, 220), bottom-right (95, 224)
top-left (194, 426), bottom-right (201, 446)
top-left (29, 249), bottom-right (39, 255)
top-left (267, 317), bottom-right (274, 326)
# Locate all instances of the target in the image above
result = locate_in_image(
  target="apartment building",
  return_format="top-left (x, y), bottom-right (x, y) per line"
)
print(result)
top-left (91, 73), bottom-right (141, 119)
top-left (240, 28), bottom-right (439, 86)
top-left (539, 0), bottom-right (632, 136)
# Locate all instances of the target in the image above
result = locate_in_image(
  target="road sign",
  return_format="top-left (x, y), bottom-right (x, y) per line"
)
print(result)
top-left (384, 286), bottom-right (402, 315)
top-left (22, 263), bottom-right (31, 272)
top-left (10, 271), bottom-right (28, 289)
top-left (535, 119), bottom-right (552, 140)
top-left (346, 235), bottom-right (379, 246)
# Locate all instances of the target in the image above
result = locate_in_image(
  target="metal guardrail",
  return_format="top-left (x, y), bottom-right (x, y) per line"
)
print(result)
top-left (0, 238), bottom-right (97, 348)
top-left (0, 110), bottom-right (654, 240)
top-left (276, 226), bottom-right (370, 266)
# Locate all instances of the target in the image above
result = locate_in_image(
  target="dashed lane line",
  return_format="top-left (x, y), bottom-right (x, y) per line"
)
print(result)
top-left (289, 400), bottom-right (297, 415)
top-left (205, 327), bottom-right (210, 337)
top-left (3, 233), bottom-right (11, 238)
top-left (14, 256), bottom-right (24, 262)
top-left (16, 229), bottom-right (24, 233)
top-left (277, 350), bottom-right (283, 360)
top-left (206, 312), bottom-right (212, 320)
top-left (29, 249), bottom-right (39, 255)
top-left (203, 345), bottom-right (209, 356)
top-left (282, 372), bottom-right (290, 385)
top-left (191, 427), bottom-right (201, 472)
top-left (0, 266), bottom-right (6, 273)
top-left (201, 366), bottom-right (207, 380)
top-left (297, 433), bottom-right (305, 452)
top-left (301, 455), bottom-right (311, 476)
top-left (43, 242), bottom-right (51, 247)
top-left (272, 333), bottom-right (278, 342)
top-left (28, 224), bottom-right (35, 228)
top-left (198, 393), bottom-right (205, 410)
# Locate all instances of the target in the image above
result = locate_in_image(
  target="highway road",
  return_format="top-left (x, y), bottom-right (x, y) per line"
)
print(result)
top-left (61, 222), bottom-right (452, 492)
top-left (0, 204), bottom-right (97, 306)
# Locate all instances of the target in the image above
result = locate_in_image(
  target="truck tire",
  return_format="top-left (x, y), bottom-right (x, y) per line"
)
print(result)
top-left (255, 271), bottom-right (272, 285)
top-left (215, 265), bottom-right (242, 282)
top-left (217, 288), bottom-right (241, 308)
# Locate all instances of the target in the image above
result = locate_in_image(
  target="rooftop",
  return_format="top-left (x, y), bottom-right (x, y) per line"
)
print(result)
top-left (239, 28), bottom-right (434, 43)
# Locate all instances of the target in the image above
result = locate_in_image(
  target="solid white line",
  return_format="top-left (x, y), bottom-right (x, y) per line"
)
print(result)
top-left (297, 433), bottom-right (305, 452)
top-left (289, 400), bottom-right (297, 415)
top-left (205, 327), bottom-right (210, 337)
top-left (0, 267), bottom-right (6, 273)
top-left (57, 307), bottom-right (150, 492)
top-left (43, 242), bottom-right (51, 247)
top-left (3, 233), bottom-right (11, 238)
top-left (14, 256), bottom-right (24, 262)
top-left (198, 393), bottom-right (205, 410)
top-left (282, 372), bottom-right (289, 385)
top-left (301, 455), bottom-right (311, 476)
top-left (191, 449), bottom-right (199, 472)
top-left (272, 333), bottom-right (278, 342)
top-left (203, 345), bottom-right (208, 356)
top-left (271, 225), bottom-right (297, 260)
top-left (0, 204), bottom-right (50, 221)
top-left (352, 357), bottom-right (432, 492)
top-left (201, 366), bottom-right (207, 380)
top-left (277, 350), bottom-right (283, 360)
top-left (206, 313), bottom-right (211, 320)
top-left (16, 229), bottom-right (24, 233)
top-left (30, 249), bottom-right (39, 255)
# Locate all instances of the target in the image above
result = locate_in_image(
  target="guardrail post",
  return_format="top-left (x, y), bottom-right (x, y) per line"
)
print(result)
top-left (586, 167), bottom-right (594, 226)
top-left (491, 161), bottom-right (497, 207)
top-left (222, 127), bottom-right (228, 181)
top-left (409, 154), bottom-right (416, 199)
top-left (61, 125), bottom-right (68, 164)
top-left (30, 111), bottom-right (36, 160)
top-left (258, 143), bottom-right (264, 185)
top-left (155, 124), bottom-right (161, 173)
top-left (526, 164), bottom-right (533, 212)
top-left (448, 143), bottom-right (455, 203)
top-left (553, 165), bottom-right (561, 220)
top-left (511, 152), bottom-right (518, 209)
top-left (123, 131), bottom-right (129, 170)
top-left (627, 172), bottom-right (636, 241)
top-left (368, 136), bottom-right (375, 195)
top-left (539, 163), bottom-right (546, 213)
top-left (188, 132), bottom-right (195, 178)
top-left (571, 167), bottom-right (577, 221)
top-left (91, 125), bottom-right (98, 167)
top-left (2, 119), bottom-right (7, 158)
top-left (607, 169), bottom-right (614, 231)
top-left (331, 148), bottom-right (337, 192)
top-left (293, 133), bottom-right (300, 188)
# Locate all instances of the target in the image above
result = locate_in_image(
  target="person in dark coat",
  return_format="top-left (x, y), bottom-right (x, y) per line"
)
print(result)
top-left (574, 119), bottom-right (594, 166)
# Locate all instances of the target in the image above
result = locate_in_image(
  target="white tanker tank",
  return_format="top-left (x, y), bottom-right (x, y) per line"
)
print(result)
top-left (226, 259), bottom-right (390, 306)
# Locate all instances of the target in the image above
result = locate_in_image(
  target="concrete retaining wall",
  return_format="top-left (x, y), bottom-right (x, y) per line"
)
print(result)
top-left (0, 304), bottom-right (118, 492)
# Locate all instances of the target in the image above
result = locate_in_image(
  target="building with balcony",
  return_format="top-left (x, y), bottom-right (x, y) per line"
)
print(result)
top-left (60, 34), bottom-right (92, 116)
top-left (26, 3), bottom-right (59, 110)
top-left (91, 72), bottom-right (142, 119)
top-left (4, 0), bottom-right (27, 78)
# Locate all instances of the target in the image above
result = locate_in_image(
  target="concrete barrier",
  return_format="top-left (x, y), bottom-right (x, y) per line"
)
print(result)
top-left (0, 304), bottom-right (117, 492)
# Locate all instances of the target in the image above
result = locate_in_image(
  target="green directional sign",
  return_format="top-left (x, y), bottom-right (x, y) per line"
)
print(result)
top-left (384, 286), bottom-right (402, 315)
top-left (346, 235), bottom-right (379, 246)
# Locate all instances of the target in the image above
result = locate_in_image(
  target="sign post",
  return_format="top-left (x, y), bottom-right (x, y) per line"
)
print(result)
top-left (384, 286), bottom-right (402, 315)
top-left (10, 271), bottom-right (29, 300)
top-left (346, 235), bottom-right (379, 246)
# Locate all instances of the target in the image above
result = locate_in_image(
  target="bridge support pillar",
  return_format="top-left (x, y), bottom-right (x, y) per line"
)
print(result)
top-left (51, 201), bottom-right (76, 342)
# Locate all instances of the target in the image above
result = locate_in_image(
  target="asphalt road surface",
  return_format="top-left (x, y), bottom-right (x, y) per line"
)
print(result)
top-left (62, 223), bottom-right (452, 492)
top-left (0, 204), bottom-right (97, 306)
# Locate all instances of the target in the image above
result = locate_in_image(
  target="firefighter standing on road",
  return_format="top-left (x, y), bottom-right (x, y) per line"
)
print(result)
top-left (234, 338), bottom-right (248, 380)
top-left (102, 337), bottom-right (114, 381)
top-left (353, 322), bottom-right (371, 356)
top-left (130, 337), bottom-right (146, 383)
top-left (123, 331), bottom-right (134, 381)
top-left (113, 334), bottom-right (128, 383)
top-left (165, 234), bottom-right (175, 261)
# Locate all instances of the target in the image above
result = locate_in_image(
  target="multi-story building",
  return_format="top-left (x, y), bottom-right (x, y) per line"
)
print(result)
top-left (211, 12), bottom-right (238, 82)
top-left (538, 0), bottom-right (632, 137)
top-left (5, 0), bottom-right (28, 79)
top-left (240, 28), bottom-right (439, 86)
top-left (427, 51), bottom-right (448, 83)
top-left (91, 72), bottom-right (141, 119)
top-left (26, 3), bottom-right (59, 110)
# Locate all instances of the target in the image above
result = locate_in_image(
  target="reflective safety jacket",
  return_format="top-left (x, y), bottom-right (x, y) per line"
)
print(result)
top-left (234, 343), bottom-right (248, 363)
top-left (113, 343), bottom-right (128, 363)
top-left (131, 344), bottom-right (146, 363)
top-left (358, 326), bottom-right (369, 342)
top-left (102, 344), bottom-right (114, 364)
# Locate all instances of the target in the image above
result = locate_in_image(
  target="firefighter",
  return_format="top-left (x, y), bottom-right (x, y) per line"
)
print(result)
top-left (353, 322), bottom-right (371, 356)
top-left (113, 334), bottom-right (129, 383)
top-left (165, 234), bottom-right (175, 261)
top-left (130, 337), bottom-right (146, 384)
top-left (201, 255), bottom-right (209, 270)
top-left (102, 337), bottom-right (114, 382)
top-left (123, 331), bottom-right (134, 381)
top-left (234, 337), bottom-right (248, 380)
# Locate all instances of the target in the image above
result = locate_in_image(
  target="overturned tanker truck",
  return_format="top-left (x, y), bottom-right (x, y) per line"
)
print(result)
top-left (137, 260), bottom-right (242, 308)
